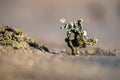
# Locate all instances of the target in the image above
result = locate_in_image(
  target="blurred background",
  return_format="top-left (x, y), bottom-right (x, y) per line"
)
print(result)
top-left (0, 0), bottom-right (119, 50)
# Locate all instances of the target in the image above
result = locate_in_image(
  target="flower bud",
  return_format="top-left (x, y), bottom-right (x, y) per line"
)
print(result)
top-left (93, 37), bottom-right (98, 42)
top-left (60, 18), bottom-right (65, 23)
top-left (83, 31), bottom-right (87, 36)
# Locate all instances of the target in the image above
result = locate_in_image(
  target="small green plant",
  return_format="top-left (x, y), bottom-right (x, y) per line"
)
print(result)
top-left (60, 18), bottom-right (98, 55)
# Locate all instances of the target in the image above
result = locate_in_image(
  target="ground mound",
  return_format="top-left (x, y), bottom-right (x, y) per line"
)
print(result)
top-left (0, 25), bottom-right (49, 54)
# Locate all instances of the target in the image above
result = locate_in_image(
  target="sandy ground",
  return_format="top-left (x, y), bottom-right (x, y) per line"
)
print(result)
top-left (0, 49), bottom-right (120, 80)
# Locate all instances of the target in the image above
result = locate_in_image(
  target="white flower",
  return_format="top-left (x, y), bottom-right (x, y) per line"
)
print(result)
top-left (60, 18), bottom-right (65, 23)
top-left (83, 31), bottom-right (87, 36)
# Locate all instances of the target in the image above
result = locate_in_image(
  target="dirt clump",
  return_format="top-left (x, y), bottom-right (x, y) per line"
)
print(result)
top-left (0, 25), bottom-right (49, 54)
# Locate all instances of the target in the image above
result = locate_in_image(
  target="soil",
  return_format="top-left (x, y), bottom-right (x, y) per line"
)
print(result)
top-left (0, 50), bottom-right (120, 80)
top-left (0, 26), bottom-right (120, 80)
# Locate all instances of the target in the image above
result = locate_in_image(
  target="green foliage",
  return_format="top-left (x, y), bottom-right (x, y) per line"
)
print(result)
top-left (60, 18), bottom-right (98, 55)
